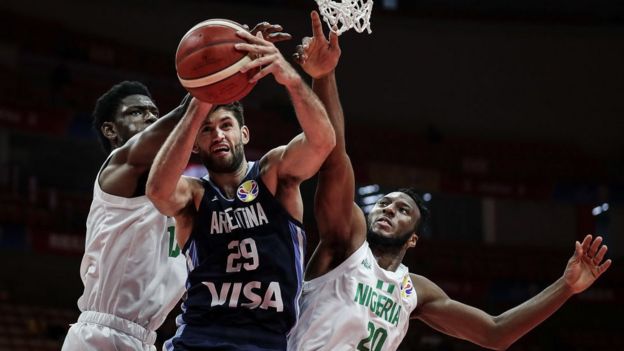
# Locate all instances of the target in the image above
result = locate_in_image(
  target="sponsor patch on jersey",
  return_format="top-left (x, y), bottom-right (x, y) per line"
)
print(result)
top-left (400, 274), bottom-right (414, 298)
top-left (237, 180), bottom-right (259, 203)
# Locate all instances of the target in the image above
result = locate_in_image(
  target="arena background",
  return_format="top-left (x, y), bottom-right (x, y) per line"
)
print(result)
top-left (0, 0), bottom-right (623, 350)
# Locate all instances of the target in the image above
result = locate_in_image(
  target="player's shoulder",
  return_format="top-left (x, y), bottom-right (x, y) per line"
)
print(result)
top-left (259, 146), bottom-right (299, 190)
top-left (181, 175), bottom-right (206, 194)
top-left (97, 147), bottom-right (134, 189)
top-left (410, 273), bottom-right (448, 307)
top-left (259, 146), bottom-right (287, 170)
top-left (410, 273), bottom-right (437, 290)
top-left (182, 175), bottom-right (204, 184)
top-left (105, 145), bottom-right (129, 167)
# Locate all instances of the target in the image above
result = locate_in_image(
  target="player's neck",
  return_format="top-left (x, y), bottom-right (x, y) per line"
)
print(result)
top-left (370, 246), bottom-right (406, 272)
top-left (207, 159), bottom-right (249, 199)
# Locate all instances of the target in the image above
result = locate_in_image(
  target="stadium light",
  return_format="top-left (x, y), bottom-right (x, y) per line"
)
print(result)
top-left (592, 203), bottom-right (609, 216)
top-left (358, 184), bottom-right (380, 196)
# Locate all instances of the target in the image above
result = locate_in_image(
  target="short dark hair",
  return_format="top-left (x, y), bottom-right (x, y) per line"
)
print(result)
top-left (92, 81), bottom-right (152, 153)
top-left (214, 101), bottom-right (245, 127)
top-left (397, 187), bottom-right (430, 235)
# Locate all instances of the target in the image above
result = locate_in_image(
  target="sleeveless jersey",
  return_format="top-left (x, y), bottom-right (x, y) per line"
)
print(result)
top-left (170, 161), bottom-right (306, 350)
top-left (76, 151), bottom-right (187, 332)
top-left (288, 241), bottom-right (418, 351)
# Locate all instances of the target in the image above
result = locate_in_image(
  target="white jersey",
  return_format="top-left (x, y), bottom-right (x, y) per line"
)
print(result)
top-left (288, 241), bottom-right (418, 351)
top-left (63, 154), bottom-right (186, 350)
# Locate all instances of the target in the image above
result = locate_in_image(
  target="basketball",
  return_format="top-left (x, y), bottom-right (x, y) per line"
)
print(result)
top-left (175, 19), bottom-right (258, 104)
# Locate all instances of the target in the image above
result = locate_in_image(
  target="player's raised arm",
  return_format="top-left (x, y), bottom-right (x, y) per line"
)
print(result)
top-left (295, 11), bottom-right (366, 278)
top-left (412, 235), bottom-right (612, 350)
top-left (235, 30), bottom-right (336, 184)
top-left (147, 98), bottom-right (212, 219)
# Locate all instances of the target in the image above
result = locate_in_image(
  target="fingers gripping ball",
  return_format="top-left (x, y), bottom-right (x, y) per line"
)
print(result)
top-left (176, 19), bottom-right (259, 104)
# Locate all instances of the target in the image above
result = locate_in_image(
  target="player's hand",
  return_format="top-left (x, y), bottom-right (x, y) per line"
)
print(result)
top-left (563, 234), bottom-right (612, 294)
top-left (245, 22), bottom-right (292, 44)
top-left (293, 11), bottom-right (341, 79)
top-left (235, 31), bottom-right (301, 87)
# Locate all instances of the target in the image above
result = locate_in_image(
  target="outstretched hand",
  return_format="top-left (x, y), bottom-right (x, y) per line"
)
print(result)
top-left (245, 22), bottom-right (292, 43)
top-left (564, 234), bottom-right (612, 294)
top-left (235, 30), bottom-right (301, 87)
top-left (293, 11), bottom-right (341, 79)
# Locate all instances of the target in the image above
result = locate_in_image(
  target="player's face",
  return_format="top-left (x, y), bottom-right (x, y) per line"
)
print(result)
top-left (113, 94), bottom-right (159, 142)
top-left (194, 107), bottom-right (249, 173)
top-left (367, 192), bottom-right (420, 248)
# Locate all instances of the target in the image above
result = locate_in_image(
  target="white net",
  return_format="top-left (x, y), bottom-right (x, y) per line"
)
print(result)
top-left (315, 0), bottom-right (374, 35)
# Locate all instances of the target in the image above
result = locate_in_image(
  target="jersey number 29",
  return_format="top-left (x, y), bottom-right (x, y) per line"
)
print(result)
top-left (226, 238), bottom-right (259, 272)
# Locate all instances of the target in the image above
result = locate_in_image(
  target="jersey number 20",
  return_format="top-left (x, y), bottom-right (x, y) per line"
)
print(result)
top-left (357, 322), bottom-right (388, 351)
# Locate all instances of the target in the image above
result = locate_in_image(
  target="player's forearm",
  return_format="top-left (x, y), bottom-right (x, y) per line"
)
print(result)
top-left (285, 77), bottom-right (336, 153)
top-left (147, 100), bottom-right (209, 202)
top-left (312, 71), bottom-right (346, 152)
top-left (489, 277), bottom-right (573, 349)
top-left (311, 71), bottom-right (356, 239)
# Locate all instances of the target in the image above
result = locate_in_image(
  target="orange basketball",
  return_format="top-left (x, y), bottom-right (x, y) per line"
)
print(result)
top-left (175, 19), bottom-right (258, 104)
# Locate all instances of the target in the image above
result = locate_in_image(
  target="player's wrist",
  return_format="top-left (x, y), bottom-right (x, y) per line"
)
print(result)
top-left (557, 276), bottom-right (577, 296)
top-left (283, 73), bottom-right (304, 90)
top-left (311, 69), bottom-right (336, 80)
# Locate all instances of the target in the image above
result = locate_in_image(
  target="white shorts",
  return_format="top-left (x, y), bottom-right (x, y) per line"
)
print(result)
top-left (61, 311), bottom-right (157, 351)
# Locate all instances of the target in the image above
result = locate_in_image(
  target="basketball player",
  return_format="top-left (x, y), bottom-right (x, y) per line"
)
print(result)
top-left (60, 81), bottom-right (190, 351)
top-left (288, 11), bottom-right (613, 350)
top-left (146, 29), bottom-right (336, 350)
top-left (62, 23), bottom-right (293, 351)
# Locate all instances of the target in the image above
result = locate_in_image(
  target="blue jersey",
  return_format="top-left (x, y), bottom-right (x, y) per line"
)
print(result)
top-left (166, 162), bottom-right (306, 351)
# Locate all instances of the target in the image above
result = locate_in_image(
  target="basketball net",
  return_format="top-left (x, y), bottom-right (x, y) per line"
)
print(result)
top-left (315, 0), bottom-right (374, 35)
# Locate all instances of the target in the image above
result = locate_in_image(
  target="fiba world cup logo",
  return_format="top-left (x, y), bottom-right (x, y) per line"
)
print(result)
top-left (237, 180), bottom-right (259, 203)
top-left (401, 275), bottom-right (414, 298)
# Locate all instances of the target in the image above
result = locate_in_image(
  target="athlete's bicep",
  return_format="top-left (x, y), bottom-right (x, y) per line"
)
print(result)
top-left (98, 149), bottom-right (148, 197)
top-left (314, 153), bottom-right (357, 240)
top-left (149, 176), bottom-right (199, 217)
top-left (277, 133), bottom-right (332, 182)
top-left (413, 274), bottom-right (496, 347)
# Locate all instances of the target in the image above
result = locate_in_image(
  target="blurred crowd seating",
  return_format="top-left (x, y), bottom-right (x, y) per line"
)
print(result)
top-left (0, 302), bottom-right (77, 351)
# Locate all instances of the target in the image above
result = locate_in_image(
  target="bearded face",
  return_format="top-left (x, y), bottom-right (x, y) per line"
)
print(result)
top-left (194, 107), bottom-right (249, 174)
top-left (199, 139), bottom-right (246, 173)
top-left (366, 192), bottom-right (421, 250)
top-left (103, 94), bottom-right (159, 151)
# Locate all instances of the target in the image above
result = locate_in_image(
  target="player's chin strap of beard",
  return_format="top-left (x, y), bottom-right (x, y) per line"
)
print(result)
top-left (366, 228), bottom-right (412, 249)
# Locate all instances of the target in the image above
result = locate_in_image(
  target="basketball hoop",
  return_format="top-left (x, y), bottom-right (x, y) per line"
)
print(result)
top-left (315, 0), bottom-right (374, 35)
